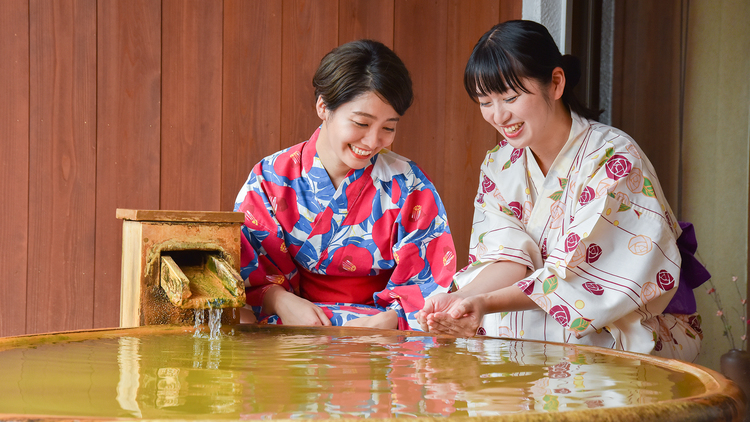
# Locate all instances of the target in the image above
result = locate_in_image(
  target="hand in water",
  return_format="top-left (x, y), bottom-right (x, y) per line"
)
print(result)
top-left (416, 292), bottom-right (465, 331)
top-left (344, 310), bottom-right (398, 329)
top-left (423, 295), bottom-right (485, 337)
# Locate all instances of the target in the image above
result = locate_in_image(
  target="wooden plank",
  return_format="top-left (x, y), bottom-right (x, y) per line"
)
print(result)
top-left (393, 0), bottom-right (448, 189)
top-left (116, 209), bottom-right (244, 223)
top-left (95, 0), bottom-right (162, 329)
top-left (338, 0), bottom-right (394, 46)
top-left (26, 0), bottom-right (97, 334)
top-left (0, 0), bottom-right (30, 337)
top-left (221, 0), bottom-right (282, 210)
top-left (119, 220), bottom-right (143, 328)
top-left (161, 0), bottom-right (223, 212)
top-left (280, 0), bottom-right (339, 150)
top-left (611, 1), bottom-right (681, 209)
top-left (442, 0), bottom-right (505, 268)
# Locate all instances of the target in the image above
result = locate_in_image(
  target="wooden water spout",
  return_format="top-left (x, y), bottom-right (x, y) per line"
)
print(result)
top-left (117, 209), bottom-right (246, 327)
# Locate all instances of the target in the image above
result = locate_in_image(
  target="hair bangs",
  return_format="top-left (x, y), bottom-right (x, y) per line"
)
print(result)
top-left (464, 41), bottom-right (529, 102)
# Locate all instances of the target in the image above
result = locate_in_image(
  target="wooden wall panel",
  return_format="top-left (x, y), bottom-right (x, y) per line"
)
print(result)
top-left (221, 0), bottom-right (283, 210)
top-left (281, 0), bottom-right (339, 149)
top-left (161, 0), bottom-right (223, 211)
top-left (338, 0), bottom-right (394, 46)
top-left (393, 0), bottom-right (448, 190)
top-left (442, 0), bottom-right (505, 268)
top-left (26, 0), bottom-right (97, 334)
top-left (94, 0), bottom-right (162, 329)
top-left (611, 1), bottom-right (681, 211)
top-left (0, 0), bottom-right (30, 337)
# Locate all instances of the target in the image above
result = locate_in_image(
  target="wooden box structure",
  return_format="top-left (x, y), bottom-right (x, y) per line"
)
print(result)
top-left (117, 209), bottom-right (246, 327)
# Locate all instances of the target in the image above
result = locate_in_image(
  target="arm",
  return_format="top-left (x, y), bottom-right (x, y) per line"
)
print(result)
top-left (368, 167), bottom-right (457, 330)
top-left (235, 159), bottom-right (331, 326)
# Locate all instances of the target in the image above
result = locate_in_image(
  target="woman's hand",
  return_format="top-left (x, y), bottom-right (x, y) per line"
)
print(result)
top-left (344, 310), bottom-right (399, 329)
top-left (425, 295), bottom-right (486, 337)
top-left (417, 292), bottom-right (465, 331)
top-left (264, 286), bottom-right (332, 326)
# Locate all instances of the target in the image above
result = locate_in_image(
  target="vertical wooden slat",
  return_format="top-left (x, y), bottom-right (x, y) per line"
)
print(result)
top-left (221, 0), bottom-right (283, 210)
top-left (0, 0), bottom-right (30, 337)
top-left (393, 0), bottom-right (448, 191)
top-left (26, 0), bottom-right (97, 334)
top-left (95, 0), bottom-right (161, 329)
top-left (611, 1), bottom-right (681, 209)
top-left (442, 0), bottom-right (506, 268)
top-left (338, 0), bottom-right (394, 47)
top-left (281, 0), bottom-right (339, 149)
top-left (161, 0), bottom-right (223, 211)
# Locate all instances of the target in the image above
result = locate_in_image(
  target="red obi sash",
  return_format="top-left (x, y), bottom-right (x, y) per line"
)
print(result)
top-left (298, 267), bottom-right (393, 305)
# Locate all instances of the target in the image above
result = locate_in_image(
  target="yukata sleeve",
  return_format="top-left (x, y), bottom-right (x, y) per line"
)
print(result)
top-left (453, 157), bottom-right (544, 289)
top-left (372, 167), bottom-right (457, 331)
top-left (516, 149), bottom-right (681, 350)
top-left (234, 163), bottom-right (299, 311)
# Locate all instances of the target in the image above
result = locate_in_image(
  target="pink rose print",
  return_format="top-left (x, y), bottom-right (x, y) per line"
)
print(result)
top-left (508, 201), bottom-right (523, 220)
top-left (510, 148), bottom-right (523, 163)
top-left (656, 269), bottom-right (676, 290)
top-left (550, 305), bottom-right (571, 326)
top-left (583, 281), bottom-right (604, 295)
top-left (476, 192), bottom-right (485, 205)
top-left (481, 175), bottom-right (496, 193)
top-left (498, 138), bottom-right (508, 148)
top-left (476, 327), bottom-right (486, 335)
top-left (541, 239), bottom-right (548, 260)
top-left (579, 186), bottom-right (595, 206)
top-left (564, 233), bottom-right (581, 253)
top-left (518, 279), bottom-right (535, 295)
top-left (605, 155), bottom-right (633, 180)
top-left (586, 244), bottom-right (602, 263)
top-left (468, 254), bottom-right (477, 265)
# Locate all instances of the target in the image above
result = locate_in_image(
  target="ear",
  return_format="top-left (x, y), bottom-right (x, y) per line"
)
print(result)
top-left (550, 67), bottom-right (566, 101)
top-left (316, 96), bottom-right (328, 120)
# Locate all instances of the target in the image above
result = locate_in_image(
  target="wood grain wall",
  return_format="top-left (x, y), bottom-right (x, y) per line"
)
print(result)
top-left (0, 0), bottom-right (522, 336)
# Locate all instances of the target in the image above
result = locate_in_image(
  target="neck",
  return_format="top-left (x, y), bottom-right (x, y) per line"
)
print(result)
top-left (315, 123), bottom-right (348, 189)
top-left (530, 104), bottom-right (573, 176)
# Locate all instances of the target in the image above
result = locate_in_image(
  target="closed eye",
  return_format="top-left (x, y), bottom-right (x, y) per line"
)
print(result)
top-left (503, 95), bottom-right (518, 103)
top-left (352, 120), bottom-right (368, 128)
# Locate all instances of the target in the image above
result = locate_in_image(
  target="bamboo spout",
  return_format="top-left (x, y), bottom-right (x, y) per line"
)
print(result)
top-left (160, 252), bottom-right (246, 309)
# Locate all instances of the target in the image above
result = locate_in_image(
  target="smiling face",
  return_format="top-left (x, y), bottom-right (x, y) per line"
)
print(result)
top-left (477, 76), bottom-right (560, 152)
top-left (315, 91), bottom-right (400, 187)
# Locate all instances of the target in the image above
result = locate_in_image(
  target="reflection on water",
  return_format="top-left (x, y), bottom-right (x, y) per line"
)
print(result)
top-left (0, 325), bottom-right (706, 419)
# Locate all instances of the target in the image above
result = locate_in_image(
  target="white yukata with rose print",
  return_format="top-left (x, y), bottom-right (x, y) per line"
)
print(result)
top-left (456, 112), bottom-right (702, 360)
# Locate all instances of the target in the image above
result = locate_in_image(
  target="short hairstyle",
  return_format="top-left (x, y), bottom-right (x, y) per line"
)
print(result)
top-left (464, 20), bottom-right (600, 120)
top-left (313, 39), bottom-right (413, 116)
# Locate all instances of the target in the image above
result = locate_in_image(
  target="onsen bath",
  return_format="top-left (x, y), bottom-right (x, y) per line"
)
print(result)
top-left (0, 324), bottom-right (745, 421)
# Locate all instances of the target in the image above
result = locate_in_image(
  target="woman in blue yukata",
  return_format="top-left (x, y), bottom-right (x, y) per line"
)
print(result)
top-left (417, 20), bottom-right (709, 361)
top-left (235, 40), bottom-right (456, 330)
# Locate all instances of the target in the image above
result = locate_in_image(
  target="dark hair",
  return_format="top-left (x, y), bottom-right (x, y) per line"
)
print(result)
top-left (464, 20), bottom-right (600, 120)
top-left (313, 39), bottom-right (413, 116)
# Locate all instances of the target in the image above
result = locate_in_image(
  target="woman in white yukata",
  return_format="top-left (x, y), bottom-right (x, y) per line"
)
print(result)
top-left (417, 20), bottom-right (707, 361)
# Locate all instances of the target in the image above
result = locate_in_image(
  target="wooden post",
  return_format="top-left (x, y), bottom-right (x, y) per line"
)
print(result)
top-left (117, 209), bottom-right (245, 327)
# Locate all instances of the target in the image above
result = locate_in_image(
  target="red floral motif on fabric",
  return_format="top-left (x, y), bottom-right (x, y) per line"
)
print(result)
top-left (550, 305), bottom-right (571, 326)
top-left (481, 175), bottom-right (496, 193)
top-left (510, 148), bottom-right (523, 163)
top-left (579, 186), bottom-right (595, 206)
top-left (508, 201), bottom-right (523, 220)
top-left (585, 244), bottom-right (602, 263)
top-left (656, 269), bottom-right (676, 290)
top-left (583, 281), bottom-right (604, 296)
top-left (605, 155), bottom-right (632, 180)
top-left (565, 233), bottom-right (581, 253)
